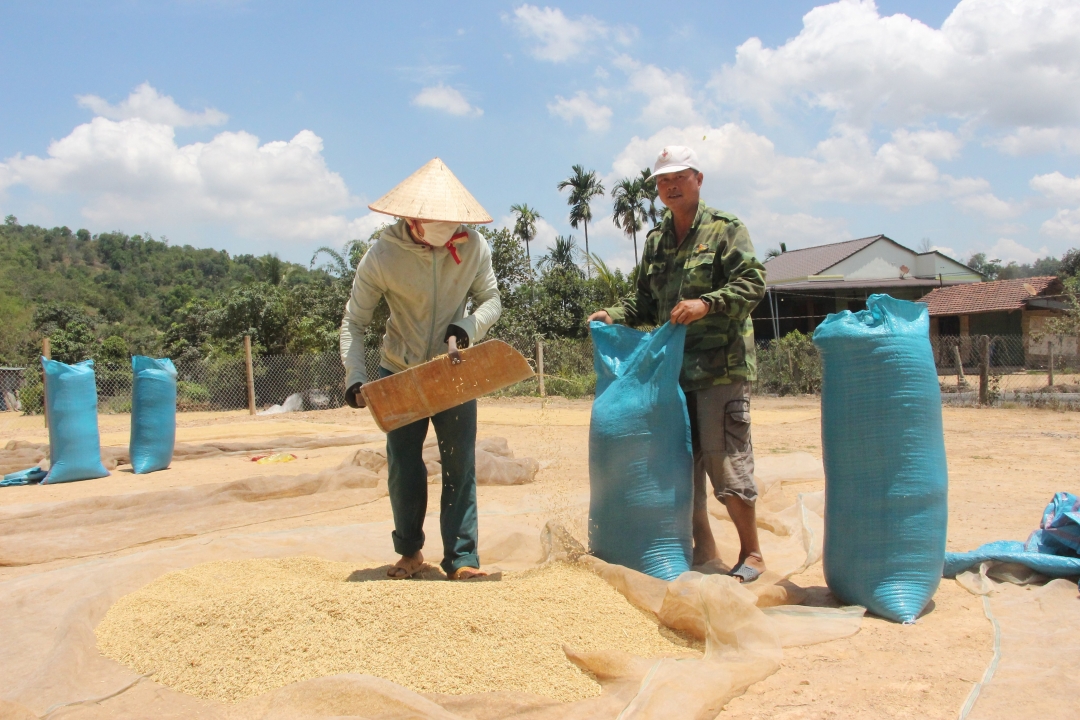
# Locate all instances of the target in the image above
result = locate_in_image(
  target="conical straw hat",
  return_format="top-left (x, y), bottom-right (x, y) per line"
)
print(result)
top-left (368, 158), bottom-right (492, 223)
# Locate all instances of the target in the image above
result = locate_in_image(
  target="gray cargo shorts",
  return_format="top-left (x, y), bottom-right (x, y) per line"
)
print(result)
top-left (685, 380), bottom-right (757, 508)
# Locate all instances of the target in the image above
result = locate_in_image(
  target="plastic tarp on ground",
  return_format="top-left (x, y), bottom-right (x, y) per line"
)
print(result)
top-left (0, 452), bottom-right (864, 720)
top-left (945, 493), bottom-right (1080, 579)
top-left (951, 566), bottom-right (1080, 720)
top-left (41, 358), bottom-right (110, 484)
top-left (129, 356), bottom-right (177, 474)
top-left (812, 295), bottom-right (948, 623)
top-left (588, 321), bottom-right (693, 581)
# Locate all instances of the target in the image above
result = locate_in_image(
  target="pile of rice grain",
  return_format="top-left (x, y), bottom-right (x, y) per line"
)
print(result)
top-left (95, 558), bottom-right (699, 703)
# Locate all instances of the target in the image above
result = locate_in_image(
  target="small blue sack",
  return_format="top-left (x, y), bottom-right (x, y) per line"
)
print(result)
top-left (1, 466), bottom-right (48, 487)
top-left (42, 358), bottom-right (109, 484)
top-left (812, 295), bottom-right (948, 623)
top-left (588, 321), bottom-right (693, 581)
top-left (130, 356), bottom-right (177, 474)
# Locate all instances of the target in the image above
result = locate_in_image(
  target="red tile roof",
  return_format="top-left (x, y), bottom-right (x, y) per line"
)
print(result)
top-left (919, 276), bottom-right (1061, 316)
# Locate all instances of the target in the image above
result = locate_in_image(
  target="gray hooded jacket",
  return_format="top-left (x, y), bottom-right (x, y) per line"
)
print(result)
top-left (339, 219), bottom-right (502, 388)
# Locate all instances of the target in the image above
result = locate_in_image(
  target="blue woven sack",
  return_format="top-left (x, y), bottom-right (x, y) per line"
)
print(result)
top-left (588, 321), bottom-right (693, 580)
top-left (42, 358), bottom-right (109, 484)
top-left (130, 356), bottom-right (177, 474)
top-left (812, 295), bottom-right (948, 622)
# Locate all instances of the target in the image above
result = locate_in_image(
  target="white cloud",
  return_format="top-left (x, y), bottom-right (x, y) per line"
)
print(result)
top-left (1031, 171), bottom-right (1080, 205)
top-left (1040, 209), bottom-right (1080, 240)
top-left (1, 116), bottom-right (362, 247)
top-left (510, 5), bottom-right (609, 62)
top-left (990, 126), bottom-right (1080, 156)
top-left (609, 123), bottom-right (981, 209)
top-left (411, 85), bottom-right (483, 117)
top-left (711, 0), bottom-right (1080, 128)
top-left (548, 92), bottom-right (612, 132)
top-left (952, 192), bottom-right (1026, 219)
top-left (740, 209), bottom-right (849, 252)
top-left (986, 237), bottom-right (1050, 264)
top-left (76, 83), bottom-right (227, 127)
top-left (614, 55), bottom-right (700, 126)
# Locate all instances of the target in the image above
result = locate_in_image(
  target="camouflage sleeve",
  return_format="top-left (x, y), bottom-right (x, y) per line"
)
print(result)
top-left (701, 222), bottom-right (766, 322)
top-left (605, 248), bottom-right (659, 327)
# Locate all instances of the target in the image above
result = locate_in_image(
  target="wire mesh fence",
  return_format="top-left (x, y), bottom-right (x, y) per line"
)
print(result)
top-left (5, 332), bottom-right (1079, 415)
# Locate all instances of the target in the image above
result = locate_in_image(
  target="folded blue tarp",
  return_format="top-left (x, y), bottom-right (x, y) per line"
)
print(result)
top-left (945, 492), bottom-right (1080, 578)
top-left (1, 466), bottom-right (48, 487)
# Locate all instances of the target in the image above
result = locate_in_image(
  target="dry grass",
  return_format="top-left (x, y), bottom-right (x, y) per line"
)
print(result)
top-left (96, 558), bottom-right (700, 703)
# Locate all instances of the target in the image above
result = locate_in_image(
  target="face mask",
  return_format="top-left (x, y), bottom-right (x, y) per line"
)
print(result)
top-left (414, 221), bottom-right (462, 247)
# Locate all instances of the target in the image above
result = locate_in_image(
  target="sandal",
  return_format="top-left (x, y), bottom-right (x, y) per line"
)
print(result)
top-left (447, 567), bottom-right (489, 581)
top-left (729, 554), bottom-right (764, 584)
top-left (387, 554), bottom-right (425, 579)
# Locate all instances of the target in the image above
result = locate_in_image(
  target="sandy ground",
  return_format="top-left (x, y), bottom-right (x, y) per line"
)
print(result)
top-left (3, 397), bottom-right (1079, 718)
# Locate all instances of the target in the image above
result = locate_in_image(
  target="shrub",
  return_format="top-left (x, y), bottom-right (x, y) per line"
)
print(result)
top-left (756, 331), bottom-right (822, 395)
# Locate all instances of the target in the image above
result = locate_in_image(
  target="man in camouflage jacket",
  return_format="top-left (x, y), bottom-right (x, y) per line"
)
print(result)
top-left (589, 145), bottom-right (767, 582)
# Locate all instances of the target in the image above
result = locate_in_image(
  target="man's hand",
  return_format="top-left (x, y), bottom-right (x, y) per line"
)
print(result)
top-left (588, 310), bottom-right (614, 325)
top-left (344, 382), bottom-right (365, 409)
top-left (447, 335), bottom-right (464, 365)
top-left (670, 298), bottom-right (710, 325)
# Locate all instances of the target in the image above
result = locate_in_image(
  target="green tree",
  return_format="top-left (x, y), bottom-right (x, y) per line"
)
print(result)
top-left (557, 165), bottom-right (604, 278)
top-left (587, 253), bottom-right (633, 308)
top-left (539, 235), bottom-right (583, 277)
top-left (639, 168), bottom-right (660, 228)
top-left (510, 203), bottom-right (542, 274)
top-left (967, 253), bottom-right (1002, 280)
top-left (612, 177), bottom-right (646, 266)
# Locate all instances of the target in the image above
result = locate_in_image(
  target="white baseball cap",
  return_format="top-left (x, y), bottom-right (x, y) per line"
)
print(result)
top-left (652, 145), bottom-right (700, 176)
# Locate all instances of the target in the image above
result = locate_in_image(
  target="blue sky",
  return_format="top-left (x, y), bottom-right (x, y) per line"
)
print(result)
top-left (2, 0), bottom-right (1078, 271)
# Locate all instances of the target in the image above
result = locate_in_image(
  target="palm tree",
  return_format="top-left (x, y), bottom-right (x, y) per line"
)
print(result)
top-left (539, 235), bottom-right (583, 277)
top-left (510, 203), bottom-right (542, 275)
top-left (557, 165), bottom-right (605, 278)
top-left (587, 252), bottom-right (624, 307)
top-left (639, 168), bottom-right (660, 228)
top-left (612, 177), bottom-right (646, 266)
top-left (310, 239), bottom-right (371, 281)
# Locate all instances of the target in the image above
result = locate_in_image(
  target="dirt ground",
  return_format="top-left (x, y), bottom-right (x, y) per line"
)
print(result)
top-left (2, 396), bottom-right (1078, 718)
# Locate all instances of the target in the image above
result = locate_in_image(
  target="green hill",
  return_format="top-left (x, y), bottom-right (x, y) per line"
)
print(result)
top-left (0, 215), bottom-right (349, 366)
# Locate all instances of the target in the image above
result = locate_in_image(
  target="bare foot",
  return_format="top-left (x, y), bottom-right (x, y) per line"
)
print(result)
top-left (387, 551), bottom-right (425, 579)
top-left (447, 566), bottom-right (489, 581)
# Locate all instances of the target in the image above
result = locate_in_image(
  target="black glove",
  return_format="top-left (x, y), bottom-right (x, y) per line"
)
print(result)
top-left (443, 324), bottom-right (470, 348)
top-left (344, 382), bottom-right (364, 409)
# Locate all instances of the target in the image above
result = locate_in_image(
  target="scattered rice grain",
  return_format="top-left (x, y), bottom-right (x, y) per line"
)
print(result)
top-left (95, 558), bottom-right (700, 703)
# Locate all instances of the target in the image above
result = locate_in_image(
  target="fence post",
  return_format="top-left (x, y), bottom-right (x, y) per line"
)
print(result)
top-left (1048, 341), bottom-right (1055, 387)
top-left (978, 335), bottom-right (990, 405)
top-left (42, 337), bottom-right (51, 425)
top-left (952, 343), bottom-right (965, 388)
top-left (536, 337), bottom-right (545, 398)
top-left (244, 335), bottom-right (256, 415)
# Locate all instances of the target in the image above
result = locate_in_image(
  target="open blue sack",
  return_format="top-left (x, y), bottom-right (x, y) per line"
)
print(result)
top-left (130, 356), bottom-right (177, 474)
top-left (812, 295), bottom-right (948, 623)
top-left (588, 321), bottom-right (693, 580)
top-left (42, 358), bottom-right (109, 484)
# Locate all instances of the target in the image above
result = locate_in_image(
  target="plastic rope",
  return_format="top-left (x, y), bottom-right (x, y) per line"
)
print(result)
top-left (957, 595), bottom-right (1002, 720)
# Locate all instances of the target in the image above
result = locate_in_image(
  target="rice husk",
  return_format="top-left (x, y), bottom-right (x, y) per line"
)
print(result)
top-left (96, 558), bottom-right (700, 703)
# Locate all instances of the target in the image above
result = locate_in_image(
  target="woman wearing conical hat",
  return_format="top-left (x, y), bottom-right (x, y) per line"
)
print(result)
top-left (340, 158), bottom-right (501, 580)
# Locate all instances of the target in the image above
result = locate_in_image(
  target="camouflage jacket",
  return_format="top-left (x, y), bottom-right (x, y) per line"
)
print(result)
top-left (605, 202), bottom-right (766, 391)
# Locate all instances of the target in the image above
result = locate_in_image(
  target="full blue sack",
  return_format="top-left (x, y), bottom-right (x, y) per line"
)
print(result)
top-left (42, 358), bottom-right (110, 484)
top-left (130, 356), bottom-right (177, 474)
top-left (812, 295), bottom-right (948, 623)
top-left (588, 321), bottom-right (693, 581)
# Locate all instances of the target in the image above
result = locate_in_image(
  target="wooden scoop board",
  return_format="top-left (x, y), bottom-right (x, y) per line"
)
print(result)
top-left (360, 340), bottom-right (534, 432)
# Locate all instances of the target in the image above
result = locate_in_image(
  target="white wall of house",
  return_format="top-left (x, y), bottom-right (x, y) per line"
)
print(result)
top-left (829, 240), bottom-right (917, 280)
top-left (914, 252), bottom-right (981, 281)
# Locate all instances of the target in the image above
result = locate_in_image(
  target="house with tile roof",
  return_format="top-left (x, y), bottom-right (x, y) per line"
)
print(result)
top-left (918, 276), bottom-right (1073, 366)
top-left (753, 235), bottom-right (981, 339)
